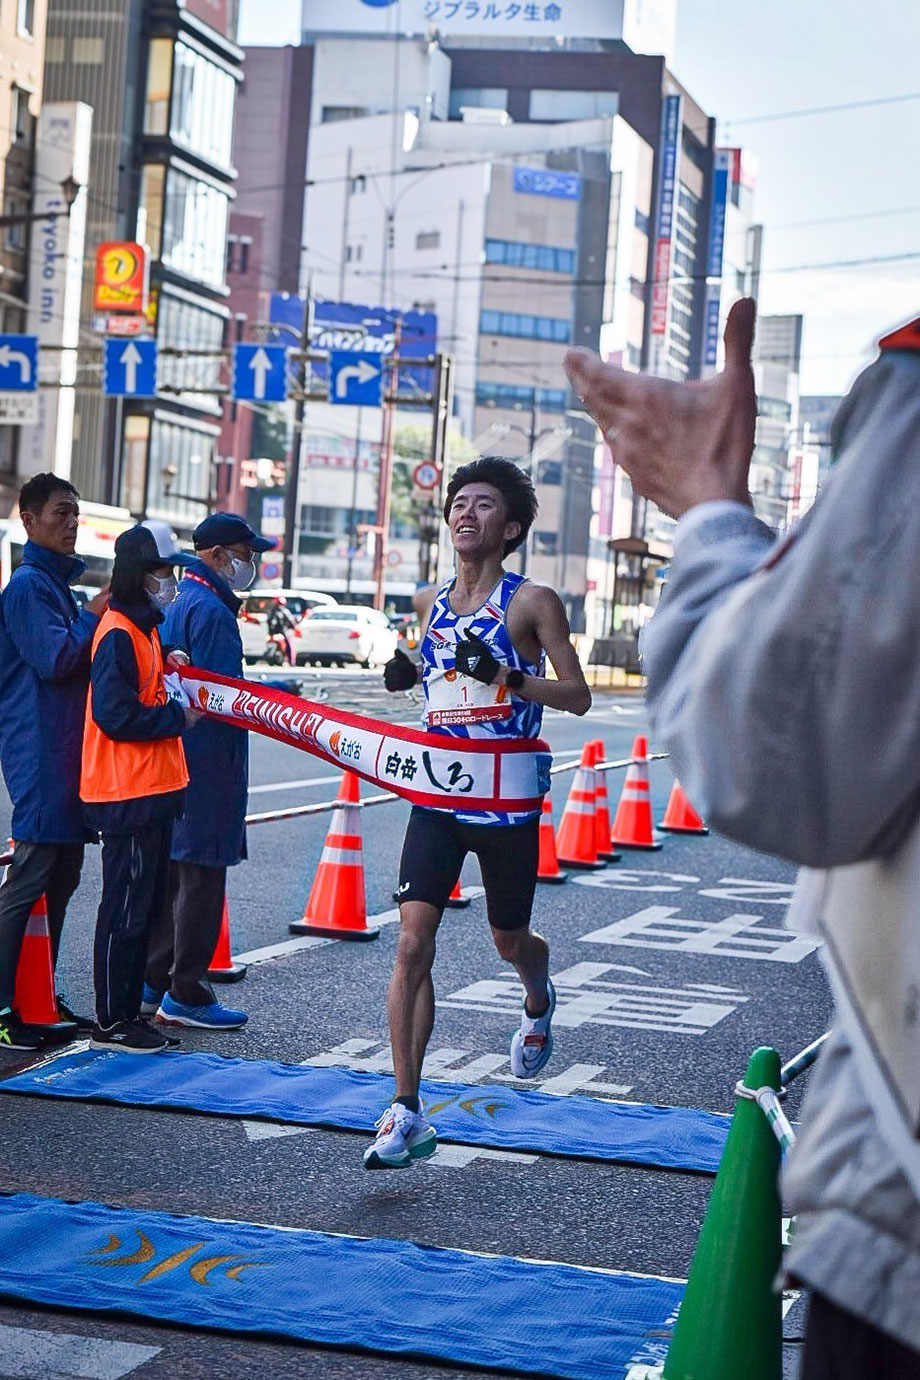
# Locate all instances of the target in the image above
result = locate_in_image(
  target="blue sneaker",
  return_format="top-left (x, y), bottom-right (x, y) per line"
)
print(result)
top-left (140, 983), bottom-right (163, 1017)
top-left (156, 992), bottom-right (248, 1030)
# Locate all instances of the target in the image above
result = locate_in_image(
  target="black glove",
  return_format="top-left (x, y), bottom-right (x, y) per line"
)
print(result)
top-left (454, 631), bottom-right (500, 685)
top-left (383, 647), bottom-right (418, 692)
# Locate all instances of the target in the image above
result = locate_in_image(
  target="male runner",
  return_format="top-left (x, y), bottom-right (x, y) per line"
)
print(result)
top-left (365, 456), bottom-right (591, 1169)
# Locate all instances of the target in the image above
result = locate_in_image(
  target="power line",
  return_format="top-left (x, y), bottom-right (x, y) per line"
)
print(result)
top-left (724, 91), bottom-right (920, 128)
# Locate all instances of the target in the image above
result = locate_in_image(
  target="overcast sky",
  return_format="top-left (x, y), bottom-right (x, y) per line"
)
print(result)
top-left (238, 0), bottom-right (920, 396)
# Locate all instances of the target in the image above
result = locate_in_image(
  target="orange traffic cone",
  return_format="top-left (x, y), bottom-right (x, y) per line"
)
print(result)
top-left (207, 897), bottom-right (248, 983)
top-left (660, 778), bottom-right (709, 834)
top-left (556, 743), bottom-right (606, 870)
top-left (445, 877), bottom-right (471, 909)
top-left (536, 789), bottom-right (568, 885)
top-left (592, 740), bottom-right (621, 863)
top-left (290, 771), bottom-right (380, 941)
top-left (609, 735), bottom-right (663, 850)
top-left (13, 894), bottom-right (77, 1040)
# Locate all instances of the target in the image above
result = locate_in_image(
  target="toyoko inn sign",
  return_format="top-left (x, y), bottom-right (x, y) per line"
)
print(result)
top-left (302, 0), bottom-right (638, 41)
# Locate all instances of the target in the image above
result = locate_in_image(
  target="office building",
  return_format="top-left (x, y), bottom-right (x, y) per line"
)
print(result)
top-left (37, 0), bottom-right (242, 532)
top-left (0, 0), bottom-right (47, 506)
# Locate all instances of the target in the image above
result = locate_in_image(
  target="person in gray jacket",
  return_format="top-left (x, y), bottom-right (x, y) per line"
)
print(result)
top-left (565, 302), bottom-right (920, 1377)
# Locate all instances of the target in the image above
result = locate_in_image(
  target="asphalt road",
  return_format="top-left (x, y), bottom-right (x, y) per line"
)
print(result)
top-left (0, 674), bottom-right (828, 1380)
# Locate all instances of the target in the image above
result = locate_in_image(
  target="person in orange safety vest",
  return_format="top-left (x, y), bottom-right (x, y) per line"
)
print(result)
top-left (80, 522), bottom-right (201, 1054)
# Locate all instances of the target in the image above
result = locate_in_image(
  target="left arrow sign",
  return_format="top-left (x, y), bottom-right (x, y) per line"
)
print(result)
top-left (0, 345), bottom-right (32, 384)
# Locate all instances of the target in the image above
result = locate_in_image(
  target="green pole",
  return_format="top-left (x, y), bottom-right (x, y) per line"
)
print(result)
top-left (662, 1046), bottom-right (783, 1380)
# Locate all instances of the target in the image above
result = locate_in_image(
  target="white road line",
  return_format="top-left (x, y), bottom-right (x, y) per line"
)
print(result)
top-left (248, 774), bottom-right (343, 796)
top-left (0, 1324), bottom-right (160, 1379)
top-left (232, 890), bottom-right (486, 968)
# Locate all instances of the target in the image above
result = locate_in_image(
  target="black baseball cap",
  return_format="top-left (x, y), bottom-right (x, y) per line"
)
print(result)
top-left (192, 512), bottom-right (273, 553)
top-left (115, 522), bottom-right (192, 569)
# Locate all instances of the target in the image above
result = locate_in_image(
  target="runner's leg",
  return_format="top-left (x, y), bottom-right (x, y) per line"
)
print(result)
top-left (388, 902), bottom-right (441, 1099)
top-left (390, 808), bottom-right (465, 1099)
top-left (476, 817), bottom-right (550, 1014)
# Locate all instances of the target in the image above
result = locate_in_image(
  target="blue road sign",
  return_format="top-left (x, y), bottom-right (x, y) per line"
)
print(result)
top-left (232, 343), bottom-right (288, 403)
top-left (103, 338), bottom-right (157, 398)
top-left (0, 334), bottom-right (38, 392)
top-left (329, 350), bottom-right (383, 407)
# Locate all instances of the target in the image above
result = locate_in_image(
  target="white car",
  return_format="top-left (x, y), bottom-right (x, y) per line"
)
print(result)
top-left (297, 605), bottom-right (399, 668)
top-left (239, 588), bottom-right (337, 665)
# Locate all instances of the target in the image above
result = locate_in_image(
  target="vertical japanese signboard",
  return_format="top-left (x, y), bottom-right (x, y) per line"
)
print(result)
top-left (649, 93), bottom-right (681, 361)
top-left (22, 102), bottom-right (93, 479)
top-left (703, 148), bottom-right (731, 371)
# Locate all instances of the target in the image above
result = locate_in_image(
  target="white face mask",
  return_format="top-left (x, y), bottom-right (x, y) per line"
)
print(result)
top-left (146, 573), bottom-right (178, 610)
top-left (225, 552), bottom-right (255, 592)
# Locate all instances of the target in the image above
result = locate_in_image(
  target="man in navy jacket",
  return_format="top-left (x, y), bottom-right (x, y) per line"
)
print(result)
top-left (144, 512), bottom-right (271, 1030)
top-left (0, 473), bottom-right (109, 1049)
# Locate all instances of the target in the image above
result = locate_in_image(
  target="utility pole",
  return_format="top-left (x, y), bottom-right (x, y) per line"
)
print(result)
top-left (519, 389), bottom-right (539, 578)
top-left (282, 285), bottom-right (311, 587)
top-left (372, 317), bottom-right (401, 611)
top-left (345, 406), bottom-right (362, 598)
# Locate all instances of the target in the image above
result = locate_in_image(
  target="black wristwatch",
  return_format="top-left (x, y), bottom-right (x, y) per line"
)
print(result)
top-left (505, 668), bottom-right (525, 692)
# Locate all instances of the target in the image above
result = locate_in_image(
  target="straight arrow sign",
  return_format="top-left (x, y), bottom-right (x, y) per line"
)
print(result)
top-left (120, 342), bottom-right (141, 395)
top-left (249, 346), bottom-right (272, 401)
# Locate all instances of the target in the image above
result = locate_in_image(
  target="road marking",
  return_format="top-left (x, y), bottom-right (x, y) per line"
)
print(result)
top-left (442, 962), bottom-right (748, 1036)
top-left (573, 869), bottom-right (700, 894)
top-left (424, 1145), bottom-right (538, 1168)
top-left (698, 876), bottom-right (796, 907)
top-left (0, 1323), bottom-right (159, 1379)
top-left (578, 906), bottom-right (820, 964)
top-left (231, 892), bottom-right (485, 968)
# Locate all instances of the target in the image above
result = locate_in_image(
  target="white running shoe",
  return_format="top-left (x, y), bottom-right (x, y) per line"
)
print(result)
top-left (510, 978), bottom-right (556, 1078)
top-left (363, 1102), bottom-right (438, 1170)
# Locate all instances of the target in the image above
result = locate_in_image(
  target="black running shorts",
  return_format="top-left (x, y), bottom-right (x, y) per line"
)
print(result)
top-left (397, 805), bottom-right (539, 931)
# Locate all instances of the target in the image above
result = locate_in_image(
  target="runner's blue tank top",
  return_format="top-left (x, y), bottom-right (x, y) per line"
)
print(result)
top-left (421, 570), bottom-right (544, 825)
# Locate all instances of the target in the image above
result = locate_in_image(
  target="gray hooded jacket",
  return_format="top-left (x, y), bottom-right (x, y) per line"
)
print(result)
top-left (640, 334), bottom-right (920, 1351)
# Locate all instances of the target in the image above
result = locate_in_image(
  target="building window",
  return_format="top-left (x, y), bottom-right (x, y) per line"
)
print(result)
top-left (532, 531), bottom-right (558, 555)
top-left (476, 382), bottom-right (567, 412)
top-left (345, 243), bottom-right (363, 263)
top-left (73, 37), bottom-right (105, 64)
top-left (3, 195), bottom-right (28, 251)
top-left (161, 169), bottom-right (230, 289)
top-left (10, 87), bottom-right (35, 146)
top-left (121, 414), bottom-right (151, 514)
top-left (147, 419), bottom-right (216, 526)
top-left (157, 293), bottom-right (225, 406)
top-left (226, 236), bottom-right (251, 275)
top-left (321, 105), bottom-right (367, 122)
top-left (301, 505), bottom-right (337, 535)
top-left (479, 310), bottom-right (571, 344)
top-left (448, 87), bottom-right (508, 119)
top-left (170, 41), bottom-right (236, 169)
top-left (634, 208), bottom-right (650, 236)
top-left (528, 89), bottom-right (618, 121)
top-left (144, 37), bottom-right (172, 137)
top-left (484, 239), bottom-right (575, 274)
top-left (759, 396), bottom-right (793, 421)
top-left (415, 230), bottom-right (440, 251)
top-left (138, 164), bottom-right (166, 256)
top-left (17, 0), bottom-right (34, 37)
top-left (536, 459), bottom-right (562, 485)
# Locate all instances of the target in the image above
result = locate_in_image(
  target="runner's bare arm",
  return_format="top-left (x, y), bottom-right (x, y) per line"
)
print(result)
top-left (504, 585), bottom-right (591, 716)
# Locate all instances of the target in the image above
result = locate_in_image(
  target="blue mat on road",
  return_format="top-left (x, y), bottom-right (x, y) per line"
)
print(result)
top-left (0, 1049), bottom-right (728, 1173)
top-left (0, 1194), bottom-right (683, 1379)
